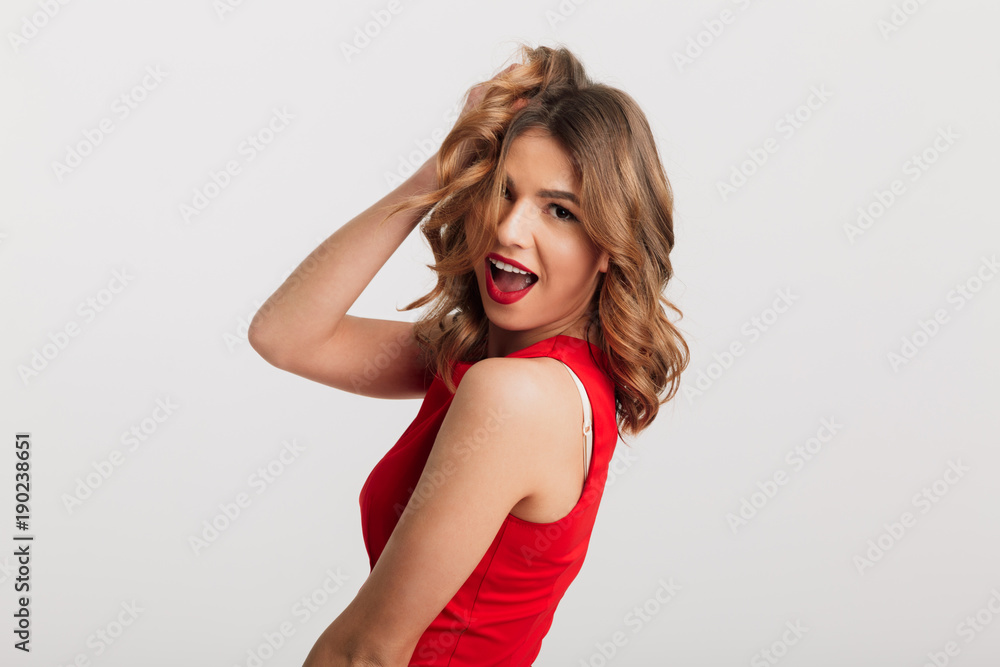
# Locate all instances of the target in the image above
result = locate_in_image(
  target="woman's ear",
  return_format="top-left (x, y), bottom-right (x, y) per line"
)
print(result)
top-left (598, 249), bottom-right (610, 273)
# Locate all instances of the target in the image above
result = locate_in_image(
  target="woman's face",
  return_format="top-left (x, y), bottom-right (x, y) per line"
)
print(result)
top-left (473, 128), bottom-right (609, 356)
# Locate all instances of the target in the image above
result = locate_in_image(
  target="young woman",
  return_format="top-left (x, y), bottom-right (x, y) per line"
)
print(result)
top-left (249, 43), bottom-right (688, 667)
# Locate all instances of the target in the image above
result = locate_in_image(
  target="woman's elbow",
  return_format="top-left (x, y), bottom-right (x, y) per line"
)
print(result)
top-left (247, 317), bottom-right (287, 366)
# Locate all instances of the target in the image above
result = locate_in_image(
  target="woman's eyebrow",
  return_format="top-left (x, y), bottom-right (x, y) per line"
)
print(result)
top-left (505, 174), bottom-right (580, 206)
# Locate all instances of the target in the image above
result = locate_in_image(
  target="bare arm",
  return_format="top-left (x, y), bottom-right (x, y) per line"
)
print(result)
top-left (248, 156), bottom-right (437, 392)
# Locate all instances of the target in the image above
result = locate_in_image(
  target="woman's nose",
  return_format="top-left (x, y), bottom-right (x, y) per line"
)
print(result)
top-left (497, 198), bottom-right (537, 248)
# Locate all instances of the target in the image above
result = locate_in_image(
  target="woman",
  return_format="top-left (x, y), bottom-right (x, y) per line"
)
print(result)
top-left (249, 43), bottom-right (688, 666)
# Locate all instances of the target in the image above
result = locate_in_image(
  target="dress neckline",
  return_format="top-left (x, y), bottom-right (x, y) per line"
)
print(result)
top-left (509, 333), bottom-right (603, 359)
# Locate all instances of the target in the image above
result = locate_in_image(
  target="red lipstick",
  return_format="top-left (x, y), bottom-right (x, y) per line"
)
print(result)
top-left (485, 253), bottom-right (538, 305)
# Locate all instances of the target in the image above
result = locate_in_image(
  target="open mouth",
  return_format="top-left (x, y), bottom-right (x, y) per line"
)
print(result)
top-left (488, 256), bottom-right (538, 293)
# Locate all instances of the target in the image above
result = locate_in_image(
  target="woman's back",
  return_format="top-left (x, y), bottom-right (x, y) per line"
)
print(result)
top-left (359, 334), bottom-right (618, 665)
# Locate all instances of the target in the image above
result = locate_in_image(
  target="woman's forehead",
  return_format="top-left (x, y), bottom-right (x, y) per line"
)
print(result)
top-left (504, 131), bottom-right (580, 190)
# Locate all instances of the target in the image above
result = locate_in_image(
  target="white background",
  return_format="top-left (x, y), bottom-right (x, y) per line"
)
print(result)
top-left (2, 1), bottom-right (999, 665)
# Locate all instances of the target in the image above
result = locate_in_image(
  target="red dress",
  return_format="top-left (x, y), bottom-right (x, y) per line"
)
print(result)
top-left (358, 334), bottom-right (618, 666)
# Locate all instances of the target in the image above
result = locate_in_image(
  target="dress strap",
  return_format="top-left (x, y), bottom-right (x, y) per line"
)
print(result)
top-left (552, 360), bottom-right (593, 481)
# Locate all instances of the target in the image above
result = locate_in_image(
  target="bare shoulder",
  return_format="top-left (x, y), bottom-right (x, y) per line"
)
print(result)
top-left (460, 356), bottom-right (579, 414)
top-left (455, 356), bottom-right (584, 481)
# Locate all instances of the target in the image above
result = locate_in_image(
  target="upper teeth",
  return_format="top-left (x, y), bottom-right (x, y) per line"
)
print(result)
top-left (490, 257), bottom-right (533, 275)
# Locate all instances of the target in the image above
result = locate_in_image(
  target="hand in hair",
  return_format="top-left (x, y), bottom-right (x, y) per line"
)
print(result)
top-left (459, 63), bottom-right (528, 122)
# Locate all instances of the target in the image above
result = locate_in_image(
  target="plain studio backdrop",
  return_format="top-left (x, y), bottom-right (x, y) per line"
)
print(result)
top-left (2, 1), bottom-right (999, 665)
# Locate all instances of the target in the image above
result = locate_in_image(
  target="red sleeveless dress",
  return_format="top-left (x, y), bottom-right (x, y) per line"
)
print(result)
top-left (358, 334), bottom-right (618, 666)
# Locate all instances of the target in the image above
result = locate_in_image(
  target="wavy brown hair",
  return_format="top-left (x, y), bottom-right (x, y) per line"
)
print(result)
top-left (377, 43), bottom-right (689, 440)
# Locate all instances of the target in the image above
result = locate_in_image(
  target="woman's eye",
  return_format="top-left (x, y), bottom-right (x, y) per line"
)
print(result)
top-left (550, 204), bottom-right (577, 222)
top-left (500, 188), bottom-right (577, 222)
